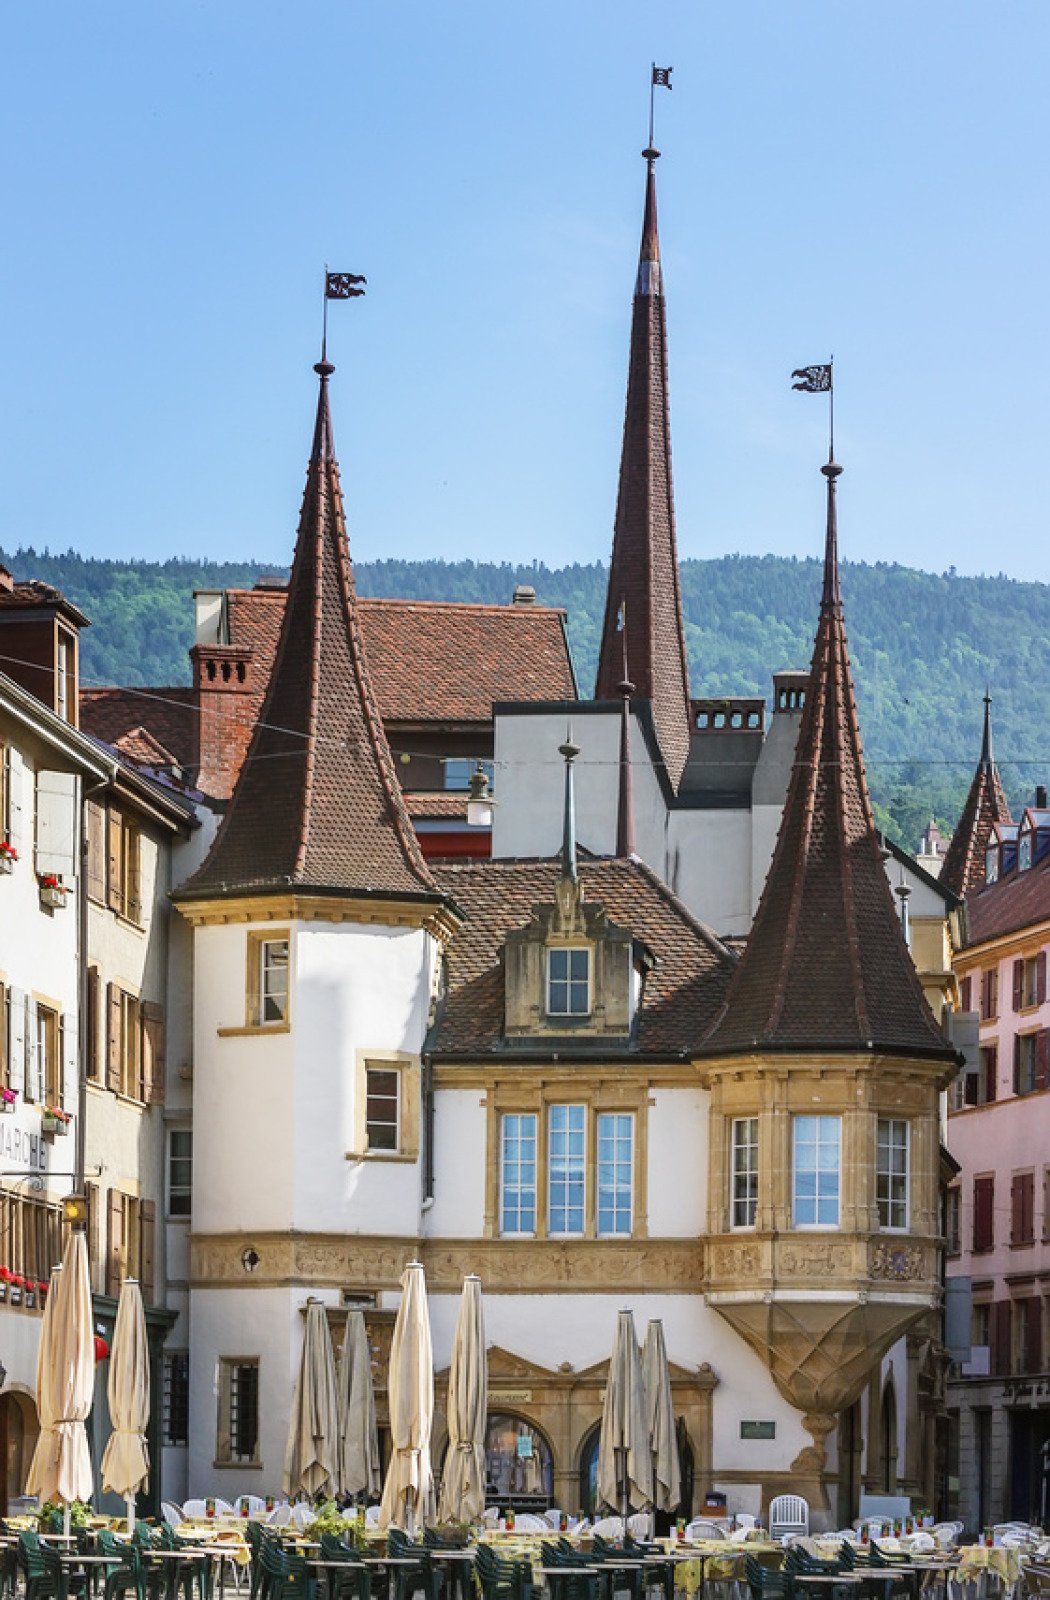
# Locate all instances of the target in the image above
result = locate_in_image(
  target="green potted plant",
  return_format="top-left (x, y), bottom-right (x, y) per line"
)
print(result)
top-left (41, 1105), bottom-right (72, 1136)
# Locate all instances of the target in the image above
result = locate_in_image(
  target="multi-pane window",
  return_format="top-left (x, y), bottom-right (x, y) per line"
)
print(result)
top-left (597, 1113), bottom-right (633, 1235)
top-left (259, 939), bottom-right (289, 1023)
top-left (168, 1130), bottom-right (192, 1218)
top-left (35, 1005), bottom-right (61, 1106)
top-left (163, 1350), bottom-right (190, 1446)
top-left (0, 1191), bottom-right (63, 1283)
top-left (792, 1115), bottom-right (841, 1227)
top-left (876, 1118), bottom-right (909, 1230)
top-left (365, 1067), bottom-right (399, 1152)
top-left (1014, 1031), bottom-right (1048, 1096)
top-left (500, 1114), bottom-right (537, 1235)
top-left (548, 1105), bottom-right (586, 1235)
top-left (731, 1117), bottom-right (759, 1229)
top-left (547, 948), bottom-right (590, 1016)
top-left (218, 1358), bottom-right (260, 1465)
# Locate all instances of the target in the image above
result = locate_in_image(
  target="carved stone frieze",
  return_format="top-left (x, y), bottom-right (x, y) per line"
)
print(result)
top-left (190, 1232), bottom-right (703, 1293)
top-left (869, 1240), bottom-right (929, 1282)
top-left (708, 1241), bottom-right (761, 1279)
top-left (777, 1240), bottom-right (853, 1277)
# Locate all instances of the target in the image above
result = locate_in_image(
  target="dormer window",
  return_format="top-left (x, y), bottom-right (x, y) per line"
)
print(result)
top-left (547, 947), bottom-right (590, 1016)
top-left (985, 844), bottom-right (999, 885)
top-left (1019, 831), bottom-right (1032, 872)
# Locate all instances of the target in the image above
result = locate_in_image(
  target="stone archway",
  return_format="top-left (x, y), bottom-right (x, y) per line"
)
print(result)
top-left (0, 1388), bottom-right (39, 1516)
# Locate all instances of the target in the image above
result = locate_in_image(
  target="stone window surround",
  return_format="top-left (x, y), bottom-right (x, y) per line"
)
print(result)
top-left (217, 927), bottom-right (292, 1037)
top-left (348, 1049), bottom-right (420, 1164)
top-left (484, 1077), bottom-right (649, 1241)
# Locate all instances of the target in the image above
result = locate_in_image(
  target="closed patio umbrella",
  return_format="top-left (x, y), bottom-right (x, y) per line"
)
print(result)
top-left (379, 1262), bottom-right (434, 1535)
top-left (642, 1319), bottom-right (680, 1514)
top-left (597, 1308), bottom-right (651, 1518)
top-left (283, 1299), bottom-right (339, 1499)
top-left (438, 1275), bottom-right (487, 1524)
top-left (26, 1232), bottom-right (95, 1510)
top-left (101, 1277), bottom-right (150, 1532)
top-left (338, 1309), bottom-right (381, 1499)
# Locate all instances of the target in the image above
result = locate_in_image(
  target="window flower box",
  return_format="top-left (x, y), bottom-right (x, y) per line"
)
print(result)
top-left (0, 842), bottom-right (15, 875)
top-left (0, 1088), bottom-right (16, 1114)
top-left (41, 1107), bottom-right (71, 1136)
top-left (38, 875), bottom-right (68, 909)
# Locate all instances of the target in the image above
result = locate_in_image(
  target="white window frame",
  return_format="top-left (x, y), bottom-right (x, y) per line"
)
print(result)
top-left (259, 938), bottom-right (289, 1023)
top-left (167, 1128), bottom-right (192, 1219)
top-left (547, 1104), bottom-right (586, 1236)
top-left (546, 946), bottom-right (591, 1017)
top-left (876, 1117), bottom-right (910, 1232)
top-left (364, 1064), bottom-right (401, 1153)
top-left (499, 1113), bottom-right (538, 1237)
top-left (792, 1114), bottom-right (841, 1229)
top-left (730, 1116), bottom-right (759, 1230)
top-left (597, 1111), bottom-right (633, 1237)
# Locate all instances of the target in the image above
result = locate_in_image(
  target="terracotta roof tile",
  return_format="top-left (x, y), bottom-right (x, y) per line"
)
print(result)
top-left (594, 153), bottom-right (691, 790)
top-left (939, 696), bottom-right (1012, 899)
top-left (966, 847), bottom-right (1050, 945)
top-left (429, 855), bottom-right (735, 1058)
top-left (404, 791), bottom-right (469, 820)
top-left (179, 363), bottom-right (440, 903)
top-left (704, 462), bottom-right (951, 1060)
top-left (81, 687), bottom-right (197, 767)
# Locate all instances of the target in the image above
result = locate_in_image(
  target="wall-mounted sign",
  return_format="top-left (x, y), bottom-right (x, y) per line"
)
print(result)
top-left (490, 1389), bottom-right (533, 1404)
top-left (740, 1420), bottom-right (776, 1441)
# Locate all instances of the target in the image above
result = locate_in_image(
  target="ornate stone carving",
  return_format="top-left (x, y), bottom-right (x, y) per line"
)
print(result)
top-left (870, 1241), bottom-right (926, 1281)
top-left (709, 1242), bottom-right (760, 1279)
top-left (777, 1241), bottom-right (851, 1277)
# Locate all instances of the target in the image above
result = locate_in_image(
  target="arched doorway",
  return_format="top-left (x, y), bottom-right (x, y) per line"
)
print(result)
top-left (880, 1380), bottom-right (898, 1494)
top-left (483, 1413), bottom-right (554, 1507)
top-left (837, 1401), bottom-right (863, 1527)
top-left (0, 1391), bottom-right (39, 1516)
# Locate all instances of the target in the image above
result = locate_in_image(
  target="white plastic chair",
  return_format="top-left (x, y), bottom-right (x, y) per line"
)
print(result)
top-left (236, 1496), bottom-right (266, 1517)
top-left (685, 1519), bottom-right (727, 1541)
top-left (592, 1518), bottom-right (626, 1539)
top-left (365, 1507), bottom-right (381, 1528)
top-left (908, 1534), bottom-right (936, 1554)
top-left (182, 1500), bottom-right (207, 1520)
top-left (734, 1516), bottom-right (758, 1531)
top-left (290, 1503), bottom-right (314, 1530)
top-left (932, 1525), bottom-right (959, 1551)
top-left (513, 1515), bottom-right (548, 1533)
top-left (482, 1508), bottom-right (500, 1527)
top-left (214, 1500), bottom-right (235, 1517)
top-left (543, 1511), bottom-right (564, 1529)
top-left (267, 1504), bottom-right (293, 1527)
top-left (162, 1503), bottom-right (184, 1529)
top-left (628, 1514), bottom-right (653, 1540)
top-left (769, 1495), bottom-right (809, 1542)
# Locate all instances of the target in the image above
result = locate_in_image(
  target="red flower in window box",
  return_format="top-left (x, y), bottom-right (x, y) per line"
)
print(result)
top-left (94, 1336), bottom-right (109, 1362)
top-left (37, 1281), bottom-right (48, 1296)
top-left (0, 1267), bottom-right (11, 1282)
top-left (0, 841), bottom-right (16, 860)
top-left (39, 874), bottom-right (64, 891)
top-left (12, 1276), bottom-right (25, 1289)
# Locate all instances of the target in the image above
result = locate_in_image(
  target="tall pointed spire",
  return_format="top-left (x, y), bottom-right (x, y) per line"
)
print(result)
top-left (594, 146), bottom-right (691, 792)
top-left (939, 690), bottom-right (1012, 899)
top-left (180, 361), bottom-right (439, 903)
top-left (704, 457), bottom-right (950, 1059)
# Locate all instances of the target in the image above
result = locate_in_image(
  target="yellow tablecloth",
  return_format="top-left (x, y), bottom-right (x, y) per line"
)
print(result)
top-left (175, 1522), bottom-right (251, 1566)
top-left (950, 1547), bottom-right (1025, 1595)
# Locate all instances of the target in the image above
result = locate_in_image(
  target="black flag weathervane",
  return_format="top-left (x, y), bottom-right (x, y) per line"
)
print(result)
top-left (649, 63), bottom-right (672, 147)
top-left (321, 266), bottom-right (367, 361)
top-left (792, 358), bottom-right (835, 459)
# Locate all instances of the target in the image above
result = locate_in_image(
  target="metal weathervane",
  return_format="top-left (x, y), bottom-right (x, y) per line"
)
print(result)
top-left (792, 358), bottom-right (835, 458)
top-left (321, 266), bottom-right (367, 360)
top-left (649, 62), bottom-right (672, 148)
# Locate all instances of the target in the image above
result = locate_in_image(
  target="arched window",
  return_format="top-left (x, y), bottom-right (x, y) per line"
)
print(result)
top-left (483, 1413), bottom-right (553, 1504)
top-left (578, 1423), bottom-right (601, 1516)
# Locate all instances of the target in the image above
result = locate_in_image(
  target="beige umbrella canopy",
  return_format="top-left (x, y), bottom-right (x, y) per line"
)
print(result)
top-left (101, 1278), bottom-right (150, 1529)
top-left (337, 1310), bottom-right (381, 1500)
top-left (597, 1308), bottom-right (652, 1517)
top-left (26, 1232), bottom-right (95, 1505)
top-left (438, 1275), bottom-right (487, 1524)
top-left (379, 1262), bottom-right (434, 1535)
top-left (642, 1319), bottom-right (680, 1514)
top-left (284, 1300), bottom-right (340, 1499)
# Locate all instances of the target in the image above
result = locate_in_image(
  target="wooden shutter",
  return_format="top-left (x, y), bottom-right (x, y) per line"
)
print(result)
top-left (7, 987), bottom-right (25, 1097)
top-left (139, 1199), bottom-right (156, 1303)
top-left (106, 984), bottom-right (122, 1093)
top-left (25, 999), bottom-right (40, 1103)
top-left (1011, 1175), bottom-right (1023, 1245)
top-left (1014, 959), bottom-right (1025, 1011)
top-left (991, 1300), bottom-right (1012, 1376)
top-left (984, 1046), bottom-right (998, 1103)
top-left (85, 968), bottom-right (100, 1080)
top-left (1037, 1032), bottom-right (1049, 1091)
top-left (1039, 953), bottom-right (1048, 1006)
top-left (1014, 1035), bottom-right (1022, 1095)
top-left (107, 806), bottom-right (122, 913)
top-left (1026, 1298), bottom-right (1042, 1373)
top-left (973, 1175), bottom-right (994, 1251)
top-left (1022, 1173), bottom-right (1035, 1244)
top-left (0, 982), bottom-right (6, 1088)
top-left (106, 1189), bottom-right (123, 1296)
top-left (979, 971), bottom-right (988, 1019)
top-left (4, 747), bottom-right (23, 854)
top-left (141, 1004), bottom-right (165, 1105)
top-left (85, 801), bottom-right (105, 902)
top-left (961, 976), bottom-right (972, 1012)
top-left (127, 829), bottom-right (142, 924)
top-left (990, 967), bottom-right (999, 1016)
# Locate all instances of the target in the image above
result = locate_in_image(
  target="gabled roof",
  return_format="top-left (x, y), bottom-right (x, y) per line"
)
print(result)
top-left (81, 686), bottom-right (197, 770)
top-left (594, 149), bottom-right (691, 792)
top-left (0, 573), bottom-right (91, 630)
top-left (939, 693), bottom-right (1012, 899)
top-left (966, 815), bottom-right (1050, 946)
top-left (703, 461), bottom-right (952, 1061)
top-left (428, 855), bottom-right (735, 1059)
top-left (178, 361), bottom-right (440, 904)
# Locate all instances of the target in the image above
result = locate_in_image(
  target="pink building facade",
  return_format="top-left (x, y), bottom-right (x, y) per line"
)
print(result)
top-left (948, 801), bottom-right (1050, 1526)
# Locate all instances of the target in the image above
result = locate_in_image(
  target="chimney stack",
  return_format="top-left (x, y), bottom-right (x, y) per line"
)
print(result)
top-left (512, 585), bottom-right (536, 606)
top-left (1037, 784), bottom-right (1048, 810)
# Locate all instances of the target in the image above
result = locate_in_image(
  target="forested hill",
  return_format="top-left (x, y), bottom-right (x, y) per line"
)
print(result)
top-left (3, 545), bottom-right (1047, 850)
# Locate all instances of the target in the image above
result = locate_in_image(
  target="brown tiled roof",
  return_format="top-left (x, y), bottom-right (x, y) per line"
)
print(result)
top-left (179, 362), bottom-right (440, 903)
top-left (594, 152), bottom-right (691, 792)
top-left (966, 846), bottom-right (1050, 945)
top-left (429, 855), bottom-right (735, 1058)
top-left (704, 462), bottom-right (952, 1060)
top-left (0, 575), bottom-right (90, 628)
top-left (81, 686), bottom-right (197, 767)
top-left (939, 695), bottom-right (1012, 899)
top-left (112, 724), bottom-right (182, 769)
top-left (404, 792), bottom-right (469, 820)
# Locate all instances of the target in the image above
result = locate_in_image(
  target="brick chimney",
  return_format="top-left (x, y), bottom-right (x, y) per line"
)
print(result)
top-left (191, 643), bottom-right (255, 801)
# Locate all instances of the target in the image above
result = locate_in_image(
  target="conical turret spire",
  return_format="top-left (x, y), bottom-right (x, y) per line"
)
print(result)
top-left (595, 148), bottom-right (691, 792)
top-left (939, 690), bottom-right (1012, 899)
top-left (704, 458), bottom-right (950, 1059)
top-left (181, 361), bottom-right (439, 903)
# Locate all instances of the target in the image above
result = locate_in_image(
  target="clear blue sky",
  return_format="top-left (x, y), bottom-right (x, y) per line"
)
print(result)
top-left (3, 2), bottom-right (1048, 581)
